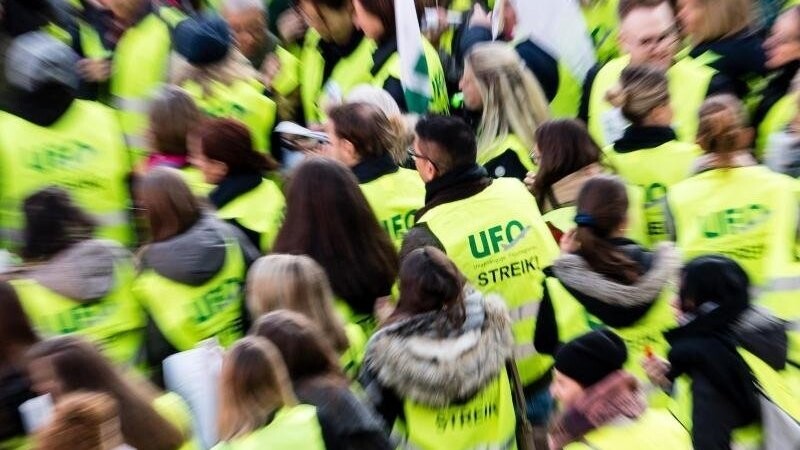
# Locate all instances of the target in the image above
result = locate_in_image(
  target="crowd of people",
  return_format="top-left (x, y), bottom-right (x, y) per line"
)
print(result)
top-left (1, 0), bottom-right (800, 448)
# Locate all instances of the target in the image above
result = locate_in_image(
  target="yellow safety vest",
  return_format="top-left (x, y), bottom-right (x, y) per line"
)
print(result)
top-left (588, 55), bottom-right (714, 147)
top-left (342, 322), bottom-right (367, 379)
top-left (564, 409), bottom-right (692, 449)
top-left (0, 100), bottom-right (132, 248)
top-left (182, 79), bottom-right (276, 154)
top-left (271, 46), bottom-right (301, 97)
top-left (756, 92), bottom-right (798, 157)
top-left (359, 167), bottom-right (425, 249)
top-left (133, 239), bottom-right (246, 351)
top-left (667, 166), bottom-right (800, 287)
top-left (370, 39), bottom-right (450, 114)
top-left (396, 369), bottom-right (516, 450)
top-left (603, 140), bottom-right (701, 246)
top-left (417, 178), bottom-right (560, 386)
top-left (580, 0), bottom-right (620, 64)
top-left (211, 405), bottom-right (326, 450)
top-left (543, 276), bottom-right (676, 382)
top-left (215, 178), bottom-right (285, 252)
top-left (541, 184), bottom-right (649, 245)
top-left (479, 134), bottom-right (536, 178)
top-left (300, 29), bottom-right (376, 124)
top-left (550, 62), bottom-right (584, 119)
top-left (111, 8), bottom-right (186, 160)
top-left (11, 260), bottom-right (144, 366)
top-left (153, 392), bottom-right (200, 450)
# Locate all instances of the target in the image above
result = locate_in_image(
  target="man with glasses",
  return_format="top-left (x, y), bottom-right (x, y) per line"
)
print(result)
top-left (580, 0), bottom-right (730, 146)
top-left (402, 115), bottom-right (560, 435)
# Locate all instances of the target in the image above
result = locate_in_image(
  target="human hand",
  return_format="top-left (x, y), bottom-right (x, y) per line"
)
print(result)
top-left (642, 355), bottom-right (672, 390)
top-left (469, 3), bottom-right (491, 29)
top-left (277, 9), bottom-right (307, 44)
top-left (261, 53), bottom-right (281, 89)
top-left (559, 228), bottom-right (580, 254)
top-left (523, 170), bottom-right (536, 192)
top-left (77, 58), bottom-right (111, 82)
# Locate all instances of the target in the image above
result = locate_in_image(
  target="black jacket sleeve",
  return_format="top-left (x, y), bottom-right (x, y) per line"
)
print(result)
top-left (578, 63), bottom-right (601, 124)
top-left (382, 76), bottom-right (407, 112)
top-left (358, 367), bottom-right (405, 433)
top-left (533, 276), bottom-right (560, 356)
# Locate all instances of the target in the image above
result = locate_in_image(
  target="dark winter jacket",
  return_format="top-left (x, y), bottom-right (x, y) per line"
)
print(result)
top-left (688, 29), bottom-right (768, 100)
top-left (360, 288), bottom-right (514, 429)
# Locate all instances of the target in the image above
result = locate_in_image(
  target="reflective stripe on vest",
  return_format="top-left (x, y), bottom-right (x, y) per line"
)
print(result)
top-left (133, 238), bottom-right (246, 351)
top-left (212, 405), bottom-right (326, 450)
top-left (182, 79), bottom-right (277, 153)
top-left (370, 38), bottom-right (449, 114)
top-left (588, 55), bottom-right (713, 147)
top-left (216, 179), bottom-right (285, 252)
top-left (300, 30), bottom-right (376, 124)
top-left (359, 167), bottom-right (425, 249)
top-left (418, 178), bottom-right (560, 385)
top-left (398, 369), bottom-right (517, 450)
top-left (0, 101), bottom-right (133, 249)
top-left (110, 10), bottom-right (179, 158)
top-left (11, 259), bottom-right (145, 366)
top-left (667, 166), bottom-right (800, 286)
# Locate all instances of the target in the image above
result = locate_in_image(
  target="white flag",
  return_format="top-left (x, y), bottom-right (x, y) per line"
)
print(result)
top-left (395, 0), bottom-right (432, 114)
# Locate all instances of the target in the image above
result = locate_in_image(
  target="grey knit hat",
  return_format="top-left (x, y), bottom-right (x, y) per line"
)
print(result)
top-left (6, 31), bottom-right (79, 92)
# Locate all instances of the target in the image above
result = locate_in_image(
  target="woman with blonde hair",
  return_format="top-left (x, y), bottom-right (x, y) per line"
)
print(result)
top-left (678, 0), bottom-right (767, 100)
top-left (214, 336), bottom-right (325, 449)
top-left (460, 41), bottom-right (550, 180)
top-left (666, 95), bottom-right (800, 289)
top-left (246, 254), bottom-right (366, 376)
top-left (603, 65), bottom-right (700, 246)
top-left (171, 15), bottom-right (278, 155)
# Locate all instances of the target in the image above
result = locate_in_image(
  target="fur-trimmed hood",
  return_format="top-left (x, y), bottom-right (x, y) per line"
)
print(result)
top-left (551, 241), bottom-right (681, 327)
top-left (363, 287), bottom-right (513, 407)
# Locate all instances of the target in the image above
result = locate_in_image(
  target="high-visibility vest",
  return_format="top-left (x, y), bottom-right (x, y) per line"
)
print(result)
top-left (370, 38), bottom-right (450, 114)
top-left (417, 178), bottom-right (560, 386)
top-left (564, 409), bottom-right (692, 449)
top-left (395, 369), bottom-right (516, 450)
top-left (271, 46), bottom-right (301, 97)
top-left (580, 0), bottom-right (620, 64)
top-left (543, 275), bottom-right (676, 382)
top-left (300, 29), bottom-right (376, 124)
top-left (342, 321), bottom-right (367, 379)
top-left (359, 167), bottom-right (425, 249)
top-left (550, 62), bottom-right (584, 118)
top-left (215, 178), bottom-right (285, 252)
top-left (153, 392), bottom-right (200, 450)
top-left (133, 238), bottom-right (246, 351)
top-left (757, 92), bottom-right (797, 157)
top-left (588, 55), bottom-right (714, 147)
top-left (110, 8), bottom-right (186, 160)
top-left (211, 405), bottom-right (326, 450)
top-left (667, 166), bottom-right (800, 287)
top-left (182, 79), bottom-right (277, 154)
top-left (603, 139), bottom-right (701, 246)
top-left (11, 258), bottom-right (144, 366)
top-left (541, 184), bottom-right (649, 245)
top-left (479, 134), bottom-right (536, 178)
top-left (0, 100), bottom-right (132, 248)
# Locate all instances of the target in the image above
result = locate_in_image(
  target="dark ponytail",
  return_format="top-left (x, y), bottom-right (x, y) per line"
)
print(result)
top-left (573, 175), bottom-right (642, 285)
top-left (195, 118), bottom-right (278, 174)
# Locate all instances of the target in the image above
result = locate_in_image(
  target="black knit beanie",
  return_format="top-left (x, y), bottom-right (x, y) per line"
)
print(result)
top-left (554, 329), bottom-right (628, 388)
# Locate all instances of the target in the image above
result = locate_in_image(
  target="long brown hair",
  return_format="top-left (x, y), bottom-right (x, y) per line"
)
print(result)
top-left (0, 280), bottom-right (39, 367)
top-left (135, 168), bottom-right (202, 242)
top-left (27, 337), bottom-right (185, 450)
top-left (246, 254), bottom-right (350, 353)
top-left (250, 311), bottom-right (346, 386)
top-left (193, 118), bottom-right (278, 175)
top-left (147, 86), bottom-right (201, 157)
top-left (35, 391), bottom-right (123, 450)
top-left (328, 102), bottom-right (405, 161)
top-left (387, 246), bottom-right (466, 330)
top-left (532, 120), bottom-right (601, 209)
top-left (272, 157), bottom-right (399, 315)
top-left (217, 336), bottom-right (297, 441)
top-left (573, 175), bottom-right (642, 285)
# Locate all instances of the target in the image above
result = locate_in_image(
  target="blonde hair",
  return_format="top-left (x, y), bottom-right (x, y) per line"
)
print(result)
top-left (217, 337), bottom-right (297, 441)
top-left (687, 0), bottom-right (753, 43)
top-left (35, 392), bottom-right (123, 450)
top-left (696, 94), bottom-right (749, 157)
top-left (171, 50), bottom-right (261, 97)
top-left (606, 65), bottom-right (670, 125)
top-left (246, 254), bottom-right (349, 353)
top-left (465, 42), bottom-right (550, 160)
